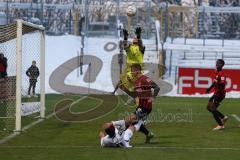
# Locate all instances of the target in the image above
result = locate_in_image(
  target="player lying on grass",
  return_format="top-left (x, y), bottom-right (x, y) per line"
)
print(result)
top-left (99, 119), bottom-right (143, 148)
top-left (206, 59), bottom-right (228, 130)
top-left (112, 27), bottom-right (145, 104)
top-left (124, 63), bottom-right (160, 143)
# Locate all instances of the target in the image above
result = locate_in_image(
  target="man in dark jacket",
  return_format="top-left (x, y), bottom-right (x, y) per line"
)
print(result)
top-left (26, 60), bottom-right (40, 97)
top-left (0, 53), bottom-right (8, 78)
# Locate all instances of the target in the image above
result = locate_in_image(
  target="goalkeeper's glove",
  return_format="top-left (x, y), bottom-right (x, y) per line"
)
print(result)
top-left (135, 27), bottom-right (142, 39)
top-left (122, 29), bottom-right (128, 40)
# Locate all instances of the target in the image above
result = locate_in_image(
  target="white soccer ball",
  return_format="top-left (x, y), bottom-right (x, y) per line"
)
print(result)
top-left (126, 5), bottom-right (137, 17)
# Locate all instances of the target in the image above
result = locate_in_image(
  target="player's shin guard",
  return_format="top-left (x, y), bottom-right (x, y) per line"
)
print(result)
top-left (139, 124), bottom-right (149, 136)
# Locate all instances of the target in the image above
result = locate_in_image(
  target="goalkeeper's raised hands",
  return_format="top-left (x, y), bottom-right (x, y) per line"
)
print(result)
top-left (135, 27), bottom-right (142, 39)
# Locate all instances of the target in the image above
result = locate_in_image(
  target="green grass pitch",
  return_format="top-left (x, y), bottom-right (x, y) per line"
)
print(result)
top-left (0, 94), bottom-right (240, 160)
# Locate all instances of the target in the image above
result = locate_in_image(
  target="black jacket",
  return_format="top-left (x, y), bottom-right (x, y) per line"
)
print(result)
top-left (26, 65), bottom-right (40, 79)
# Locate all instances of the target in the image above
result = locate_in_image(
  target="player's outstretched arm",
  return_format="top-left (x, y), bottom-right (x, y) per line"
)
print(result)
top-left (122, 29), bottom-right (130, 50)
top-left (206, 82), bottom-right (215, 93)
top-left (112, 81), bottom-right (121, 95)
top-left (135, 27), bottom-right (142, 39)
top-left (135, 27), bottom-right (145, 54)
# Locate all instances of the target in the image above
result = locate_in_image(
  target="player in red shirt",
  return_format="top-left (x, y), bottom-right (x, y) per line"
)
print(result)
top-left (126, 63), bottom-right (160, 143)
top-left (206, 59), bottom-right (228, 130)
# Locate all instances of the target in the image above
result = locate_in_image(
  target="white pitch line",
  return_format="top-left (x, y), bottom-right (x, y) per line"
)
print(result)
top-left (0, 96), bottom-right (87, 145)
top-left (0, 145), bottom-right (240, 151)
top-left (134, 146), bottom-right (240, 151)
top-left (231, 114), bottom-right (240, 122)
top-left (0, 133), bottom-right (20, 145)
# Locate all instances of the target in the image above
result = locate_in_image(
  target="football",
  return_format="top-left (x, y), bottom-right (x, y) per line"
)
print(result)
top-left (126, 5), bottom-right (137, 17)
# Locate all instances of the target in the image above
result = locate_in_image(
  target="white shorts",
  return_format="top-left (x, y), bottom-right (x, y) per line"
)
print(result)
top-left (100, 135), bottom-right (123, 147)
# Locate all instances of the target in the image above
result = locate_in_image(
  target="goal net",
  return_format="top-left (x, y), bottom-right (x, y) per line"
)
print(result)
top-left (0, 20), bottom-right (45, 134)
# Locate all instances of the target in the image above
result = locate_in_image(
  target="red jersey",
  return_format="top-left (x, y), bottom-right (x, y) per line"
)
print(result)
top-left (0, 63), bottom-right (5, 72)
top-left (0, 58), bottom-right (7, 72)
top-left (134, 75), bottom-right (153, 113)
top-left (213, 70), bottom-right (226, 96)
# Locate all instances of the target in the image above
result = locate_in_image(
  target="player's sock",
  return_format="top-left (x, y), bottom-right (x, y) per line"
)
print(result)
top-left (139, 124), bottom-right (149, 136)
top-left (216, 110), bottom-right (224, 119)
top-left (123, 128), bottom-right (133, 148)
top-left (145, 132), bottom-right (154, 143)
top-left (212, 111), bottom-right (223, 126)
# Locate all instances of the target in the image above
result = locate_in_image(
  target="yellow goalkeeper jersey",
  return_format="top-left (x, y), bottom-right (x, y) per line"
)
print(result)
top-left (126, 44), bottom-right (143, 65)
top-left (120, 43), bottom-right (144, 91)
top-left (120, 64), bottom-right (136, 91)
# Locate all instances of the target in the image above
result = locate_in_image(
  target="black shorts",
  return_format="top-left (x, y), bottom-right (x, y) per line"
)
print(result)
top-left (209, 94), bottom-right (225, 106)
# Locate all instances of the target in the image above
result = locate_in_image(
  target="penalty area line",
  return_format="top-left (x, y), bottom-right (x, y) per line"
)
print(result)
top-left (231, 114), bottom-right (240, 122)
top-left (0, 145), bottom-right (240, 151)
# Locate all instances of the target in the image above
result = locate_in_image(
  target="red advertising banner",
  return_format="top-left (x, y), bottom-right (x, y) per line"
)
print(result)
top-left (178, 67), bottom-right (240, 94)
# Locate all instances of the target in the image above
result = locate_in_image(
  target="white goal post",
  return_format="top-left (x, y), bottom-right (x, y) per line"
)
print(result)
top-left (0, 19), bottom-right (45, 132)
top-left (15, 20), bottom-right (45, 131)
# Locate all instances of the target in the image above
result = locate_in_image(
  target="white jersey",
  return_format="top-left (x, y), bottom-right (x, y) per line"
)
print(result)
top-left (101, 120), bottom-right (126, 147)
top-left (100, 120), bottom-right (143, 147)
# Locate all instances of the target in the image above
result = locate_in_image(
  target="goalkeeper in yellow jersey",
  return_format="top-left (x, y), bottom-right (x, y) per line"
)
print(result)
top-left (112, 27), bottom-right (145, 104)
